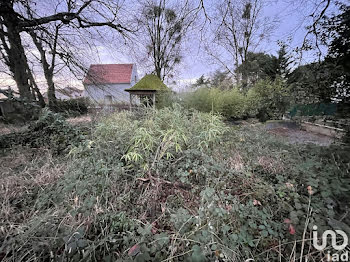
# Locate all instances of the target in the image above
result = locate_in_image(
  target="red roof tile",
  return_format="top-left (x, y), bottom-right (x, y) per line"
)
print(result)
top-left (83, 64), bottom-right (134, 85)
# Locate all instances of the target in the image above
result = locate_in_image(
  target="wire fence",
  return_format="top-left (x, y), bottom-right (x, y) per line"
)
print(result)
top-left (288, 103), bottom-right (338, 117)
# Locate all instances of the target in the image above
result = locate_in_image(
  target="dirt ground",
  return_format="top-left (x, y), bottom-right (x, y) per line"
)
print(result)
top-left (268, 127), bottom-right (335, 146)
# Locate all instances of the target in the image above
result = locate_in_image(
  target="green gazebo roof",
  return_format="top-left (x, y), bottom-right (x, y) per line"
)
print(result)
top-left (125, 74), bottom-right (169, 92)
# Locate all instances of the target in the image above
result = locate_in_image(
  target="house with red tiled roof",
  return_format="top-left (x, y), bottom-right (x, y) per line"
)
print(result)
top-left (83, 64), bottom-right (138, 104)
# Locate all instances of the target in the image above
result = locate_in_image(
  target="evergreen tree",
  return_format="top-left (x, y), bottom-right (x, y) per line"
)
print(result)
top-left (235, 52), bottom-right (279, 88)
top-left (276, 43), bottom-right (291, 79)
top-left (321, 3), bottom-right (350, 102)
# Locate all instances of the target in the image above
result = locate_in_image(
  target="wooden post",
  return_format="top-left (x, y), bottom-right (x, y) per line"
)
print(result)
top-left (152, 93), bottom-right (156, 109)
top-left (129, 94), bottom-right (133, 111)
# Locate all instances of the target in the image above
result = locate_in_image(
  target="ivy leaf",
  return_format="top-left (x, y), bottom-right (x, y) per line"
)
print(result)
top-left (135, 252), bottom-right (151, 262)
top-left (191, 245), bottom-right (206, 262)
top-left (261, 230), bottom-right (268, 237)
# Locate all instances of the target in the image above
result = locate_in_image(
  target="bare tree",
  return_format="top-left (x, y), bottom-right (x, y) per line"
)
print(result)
top-left (0, 0), bottom-right (131, 103)
top-left (134, 0), bottom-right (199, 80)
top-left (297, 0), bottom-right (333, 62)
top-left (207, 0), bottom-right (275, 86)
top-left (278, 0), bottom-right (339, 63)
top-left (29, 25), bottom-right (61, 109)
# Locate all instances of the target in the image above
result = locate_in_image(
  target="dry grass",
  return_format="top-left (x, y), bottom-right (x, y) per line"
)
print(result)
top-left (227, 151), bottom-right (245, 171)
top-left (0, 147), bottom-right (66, 237)
top-left (66, 115), bottom-right (92, 126)
top-left (257, 155), bottom-right (285, 174)
top-left (0, 122), bottom-right (27, 136)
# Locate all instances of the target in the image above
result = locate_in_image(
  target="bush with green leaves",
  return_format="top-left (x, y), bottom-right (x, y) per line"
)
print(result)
top-left (183, 87), bottom-right (246, 119)
top-left (245, 78), bottom-right (291, 121)
top-left (0, 109), bottom-right (85, 154)
top-left (54, 97), bottom-right (89, 116)
top-left (183, 78), bottom-right (290, 121)
top-left (122, 105), bottom-right (227, 170)
top-left (155, 90), bottom-right (177, 109)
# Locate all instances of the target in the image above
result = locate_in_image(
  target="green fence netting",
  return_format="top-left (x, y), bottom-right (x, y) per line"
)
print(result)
top-left (288, 103), bottom-right (337, 117)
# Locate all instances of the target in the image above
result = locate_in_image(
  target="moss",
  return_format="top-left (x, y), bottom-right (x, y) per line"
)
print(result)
top-left (126, 74), bottom-right (169, 91)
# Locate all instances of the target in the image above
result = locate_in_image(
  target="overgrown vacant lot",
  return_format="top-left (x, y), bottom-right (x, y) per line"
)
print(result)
top-left (0, 107), bottom-right (349, 262)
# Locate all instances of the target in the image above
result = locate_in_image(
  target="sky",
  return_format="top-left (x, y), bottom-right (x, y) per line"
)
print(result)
top-left (0, 0), bottom-right (344, 92)
top-left (92, 0), bottom-right (340, 90)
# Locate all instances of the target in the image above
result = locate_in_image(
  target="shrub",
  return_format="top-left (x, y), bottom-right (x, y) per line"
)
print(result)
top-left (54, 97), bottom-right (89, 116)
top-left (156, 90), bottom-right (176, 109)
top-left (0, 99), bottom-right (41, 123)
top-left (121, 104), bottom-right (227, 171)
top-left (245, 78), bottom-right (290, 121)
top-left (183, 78), bottom-right (290, 121)
top-left (0, 109), bottom-right (85, 154)
top-left (220, 88), bottom-right (246, 118)
top-left (182, 87), bottom-right (212, 113)
top-left (183, 87), bottom-right (246, 119)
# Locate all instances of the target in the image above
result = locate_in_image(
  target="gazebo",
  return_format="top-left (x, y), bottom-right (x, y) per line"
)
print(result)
top-left (125, 74), bottom-right (169, 109)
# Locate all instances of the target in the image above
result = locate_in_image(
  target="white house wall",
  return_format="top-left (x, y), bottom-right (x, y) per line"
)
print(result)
top-left (130, 65), bottom-right (139, 86)
top-left (84, 83), bottom-right (131, 104)
top-left (83, 64), bottom-right (139, 104)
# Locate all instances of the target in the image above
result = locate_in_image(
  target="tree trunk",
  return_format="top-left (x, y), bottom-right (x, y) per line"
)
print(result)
top-left (1, 5), bottom-right (33, 101)
top-left (28, 68), bottom-right (46, 107)
top-left (47, 73), bottom-right (57, 110)
top-left (29, 30), bottom-right (57, 110)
